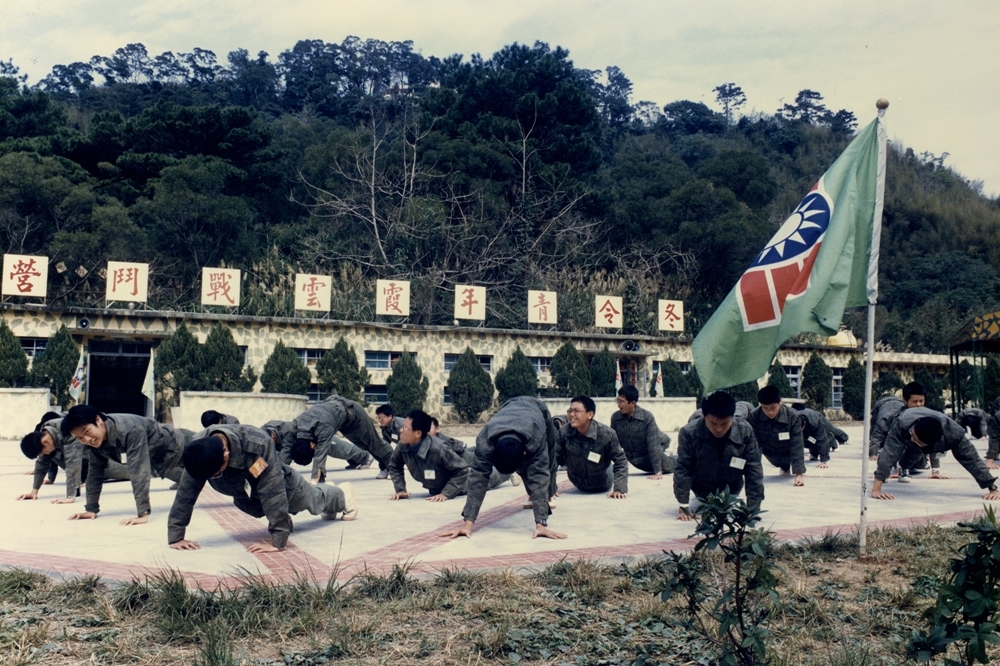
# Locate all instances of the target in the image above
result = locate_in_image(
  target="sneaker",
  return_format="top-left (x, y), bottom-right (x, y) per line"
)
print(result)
top-left (509, 474), bottom-right (522, 487)
top-left (809, 455), bottom-right (819, 461)
top-left (345, 454), bottom-right (373, 470)
top-left (340, 482), bottom-right (358, 521)
top-left (375, 468), bottom-right (389, 480)
top-left (169, 482), bottom-right (179, 490)
top-left (898, 474), bottom-right (911, 484)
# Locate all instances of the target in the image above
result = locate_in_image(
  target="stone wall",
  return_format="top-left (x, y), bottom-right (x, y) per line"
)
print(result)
top-left (0, 388), bottom-right (53, 439)
top-left (174, 391), bottom-right (308, 431)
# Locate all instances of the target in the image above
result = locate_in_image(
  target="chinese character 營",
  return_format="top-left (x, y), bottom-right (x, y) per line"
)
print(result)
top-left (9, 258), bottom-right (41, 293)
top-left (532, 292), bottom-right (552, 322)
top-left (383, 282), bottom-right (403, 314)
top-left (663, 302), bottom-right (681, 329)
top-left (206, 272), bottom-right (236, 304)
top-left (598, 298), bottom-right (620, 324)
top-left (302, 276), bottom-right (327, 308)
top-left (460, 287), bottom-right (479, 316)
top-left (113, 267), bottom-right (140, 296)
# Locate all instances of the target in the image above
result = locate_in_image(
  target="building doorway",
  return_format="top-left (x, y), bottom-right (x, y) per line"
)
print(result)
top-left (87, 340), bottom-right (152, 416)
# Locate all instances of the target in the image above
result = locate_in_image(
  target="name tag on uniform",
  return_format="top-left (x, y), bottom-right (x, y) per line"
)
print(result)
top-left (807, 436), bottom-right (816, 444)
top-left (391, 434), bottom-right (399, 443)
top-left (244, 480), bottom-right (252, 496)
top-left (425, 469), bottom-right (436, 480)
top-left (249, 457), bottom-right (268, 478)
top-left (778, 432), bottom-right (790, 441)
top-left (587, 451), bottom-right (601, 463)
top-left (121, 452), bottom-right (127, 464)
top-left (730, 457), bottom-right (746, 469)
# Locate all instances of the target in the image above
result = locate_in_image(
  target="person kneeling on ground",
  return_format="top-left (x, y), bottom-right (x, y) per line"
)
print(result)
top-left (557, 395), bottom-right (629, 498)
top-left (675, 391), bottom-right (765, 521)
top-left (872, 407), bottom-right (1000, 501)
top-left (611, 385), bottom-right (675, 480)
top-left (168, 424), bottom-right (358, 553)
top-left (747, 385), bottom-right (806, 486)
top-left (440, 396), bottom-right (563, 540)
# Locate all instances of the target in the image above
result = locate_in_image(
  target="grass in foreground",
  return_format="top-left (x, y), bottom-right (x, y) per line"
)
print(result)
top-left (0, 522), bottom-right (990, 665)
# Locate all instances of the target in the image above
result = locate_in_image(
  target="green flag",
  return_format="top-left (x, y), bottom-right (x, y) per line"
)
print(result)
top-left (693, 116), bottom-right (886, 394)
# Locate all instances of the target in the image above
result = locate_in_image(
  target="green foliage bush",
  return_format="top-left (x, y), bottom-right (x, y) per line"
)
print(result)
top-left (315, 337), bottom-right (368, 402)
top-left (841, 356), bottom-right (866, 420)
top-left (494, 346), bottom-right (537, 404)
top-left (0, 319), bottom-right (28, 389)
top-left (551, 342), bottom-right (590, 397)
top-left (725, 381), bottom-right (759, 406)
top-left (914, 366), bottom-right (945, 412)
top-left (446, 348), bottom-right (494, 423)
top-left (801, 353), bottom-right (832, 410)
top-left (765, 359), bottom-right (794, 399)
top-left (259, 340), bottom-right (310, 395)
top-left (386, 351), bottom-right (428, 415)
top-left (687, 365), bottom-right (705, 403)
top-left (659, 359), bottom-right (690, 397)
top-left (28, 325), bottom-right (77, 406)
top-left (589, 348), bottom-right (617, 397)
top-left (156, 323), bottom-right (206, 403)
top-left (985, 357), bottom-right (1000, 409)
top-left (202, 323), bottom-right (256, 392)
top-left (873, 370), bottom-right (904, 400)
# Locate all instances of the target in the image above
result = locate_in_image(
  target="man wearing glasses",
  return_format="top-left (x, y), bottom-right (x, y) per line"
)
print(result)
top-left (557, 395), bottom-right (629, 498)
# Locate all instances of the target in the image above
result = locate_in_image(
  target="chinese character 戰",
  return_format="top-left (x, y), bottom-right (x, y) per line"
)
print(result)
top-left (302, 276), bottom-right (327, 308)
top-left (460, 287), bottom-right (479, 316)
top-left (206, 272), bottom-right (236, 305)
top-left (9, 258), bottom-right (41, 293)
top-left (598, 298), bottom-right (620, 324)
top-left (383, 282), bottom-right (403, 314)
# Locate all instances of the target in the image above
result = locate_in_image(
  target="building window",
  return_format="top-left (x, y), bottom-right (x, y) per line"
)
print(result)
top-left (831, 368), bottom-right (844, 409)
top-left (530, 357), bottom-right (552, 374)
top-left (443, 387), bottom-right (452, 405)
top-left (20, 337), bottom-right (47, 358)
top-left (678, 361), bottom-right (692, 375)
top-left (785, 366), bottom-right (801, 399)
top-left (294, 348), bottom-right (326, 367)
top-left (365, 384), bottom-right (388, 404)
top-left (444, 353), bottom-right (493, 373)
top-left (364, 351), bottom-right (412, 370)
top-left (307, 384), bottom-right (324, 404)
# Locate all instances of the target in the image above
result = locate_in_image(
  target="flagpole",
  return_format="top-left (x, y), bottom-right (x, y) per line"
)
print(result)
top-left (859, 99), bottom-right (889, 556)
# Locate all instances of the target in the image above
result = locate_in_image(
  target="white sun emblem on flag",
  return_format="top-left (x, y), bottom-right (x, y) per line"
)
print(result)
top-left (753, 191), bottom-right (831, 267)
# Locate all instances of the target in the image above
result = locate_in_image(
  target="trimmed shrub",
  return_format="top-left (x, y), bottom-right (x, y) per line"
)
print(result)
top-left (316, 337), bottom-right (368, 402)
top-left (28, 325), bottom-right (77, 406)
top-left (202, 323), bottom-right (256, 392)
top-left (0, 319), bottom-right (28, 388)
top-left (766, 359), bottom-right (794, 399)
top-left (841, 356), bottom-right (866, 420)
top-left (551, 341), bottom-right (590, 397)
top-left (915, 365), bottom-right (945, 411)
top-left (386, 351), bottom-right (428, 415)
top-left (260, 340), bottom-right (311, 395)
top-left (801, 352), bottom-right (832, 410)
top-left (495, 346), bottom-right (538, 404)
top-left (659, 359), bottom-right (690, 397)
top-left (589, 347), bottom-right (617, 397)
top-left (447, 348), bottom-right (494, 422)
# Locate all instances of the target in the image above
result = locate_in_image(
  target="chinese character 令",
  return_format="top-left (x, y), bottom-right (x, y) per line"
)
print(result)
top-left (113, 267), bottom-right (140, 296)
top-left (663, 302), bottom-right (681, 329)
top-left (599, 298), bottom-right (620, 324)
top-left (9, 258), bottom-right (41, 293)
top-left (532, 292), bottom-right (552, 322)
top-left (303, 276), bottom-right (327, 308)
top-left (383, 281), bottom-right (403, 314)
top-left (206, 272), bottom-right (236, 305)
top-left (460, 287), bottom-right (479, 316)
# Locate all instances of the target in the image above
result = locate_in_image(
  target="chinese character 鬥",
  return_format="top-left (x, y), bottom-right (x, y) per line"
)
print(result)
top-left (113, 267), bottom-right (140, 296)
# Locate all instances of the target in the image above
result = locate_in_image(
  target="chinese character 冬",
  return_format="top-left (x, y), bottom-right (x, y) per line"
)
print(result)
top-left (460, 287), bottom-right (479, 316)
top-left (9, 258), bottom-right (41, 293)
top-left (113, 267), bottom-right (140, 296)
top-left (206, 272), bottom-right (236, 304)
top-left (383, 281), bottom-right (403, 314)
top-left (532, 292), bottom-right (552, 322)
top-left (598, 298), bottom-right (620, 324)
top-left (663, 302), bottom-right (681, 329)
top-left (302, 276), bottom-right (327, 308)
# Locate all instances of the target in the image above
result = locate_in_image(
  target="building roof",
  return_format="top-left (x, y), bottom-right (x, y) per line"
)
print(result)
top-left (949, 310), bottom-right (1000, 353)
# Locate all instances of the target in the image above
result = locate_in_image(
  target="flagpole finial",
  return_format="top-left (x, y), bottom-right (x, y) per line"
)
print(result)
top-left (876, 98), bottom-right (889, 110)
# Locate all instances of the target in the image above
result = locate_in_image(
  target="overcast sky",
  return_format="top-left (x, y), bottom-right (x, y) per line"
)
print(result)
top-left (3, 0), bottom-right (998, 196)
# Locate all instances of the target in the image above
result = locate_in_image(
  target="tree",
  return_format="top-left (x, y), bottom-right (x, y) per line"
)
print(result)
top-left (28, 325), bottom-right (78, 406)
top-left (590, 348), bottom-right (617, 397)
top-left (550, 342), bottom-right (591, 397)
top-left (0, 319), bottom-right (28, 388)
top-left (659, 359), bottom-right (690, 397)
top-left (914, 366), bottom-right (944, 411)
top-left (260, 340), bottom-right (311, 395)
top-left (156, 323), bottom-right (206, 403)
top-left (494, 346), bottom-right (538, 404)
top-left (202, 323), bottom-right (256, 392)
top-left (447, 348), bottom-right (494, 423)
top-left (687, 365), bottom-right (705, 403)
top-left (315, 337), bottom-right (368, 402)
top-left (779, 89), bottom-right (829, 125)
top-left (841, 357), bottom-right (866, 420)
top-left (985, 357), bottom-right (1000, 410)
top-left (766, 359), bottom-right (794, 399)
top-left (713, 83), bottom-right (747, 125)
top-left (873, 371), bottom-right (904, 400)
top-left (386, 351), bottom-right (428, 415)
top-left (801, 353), bottom-right (833, 411)
top-left (725, 381), bottom-right (759, 406)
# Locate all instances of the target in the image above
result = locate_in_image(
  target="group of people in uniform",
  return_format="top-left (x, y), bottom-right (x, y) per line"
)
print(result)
top-left (15, 378), bottom-right (1000, 549)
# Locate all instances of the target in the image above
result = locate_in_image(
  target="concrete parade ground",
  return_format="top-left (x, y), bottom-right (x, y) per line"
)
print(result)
top-left (2, 423), bottom-right (997, 588)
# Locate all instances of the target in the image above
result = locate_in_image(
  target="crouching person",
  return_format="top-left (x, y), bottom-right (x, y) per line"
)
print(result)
top-left (168, 424), bottom-right (358, 554)
top-left (558, 395), bottom-right (629, 498)
top-left (674, 391), bottom-right (765, 521)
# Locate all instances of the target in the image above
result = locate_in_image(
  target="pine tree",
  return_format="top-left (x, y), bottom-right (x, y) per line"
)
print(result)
top-left (659, 359), bottom-right (690, 397)
top-left (873, 371), bottom-right (904, 400)
top-left (841, 356), bottom-right (866, 420)
top-left (589, 347), bottom-right (617, 397)
top-left (495, 346), bottom-right (538, 403)
top-left (687, 365), bottom-right (705, 403)
top-left (202, 323), bottom-right (256, 392)
top-left (386, 351), bottom-right (428, 415)
top-left (914, 365), bottom-right (944, 411)
top-left (28, 325), bottom-right (77, 406)
top-left (766, 359), bottom-right (794, 399)
top-left (801, 352), bottom-right (833, 410)
top-left (316, 337), bottom-right (368, 402)
top-left (551, 341), bottom-right (590, 397)
top-left (725, 381), bottom-right (759, 406)
top-left (156, 323), bottom-right (206, 403)
top-left (985, 357), bottom-right (1000, 409)
top-left (0, 319), bottom-right (28, 388)
top-left (260, 340), bottom-right (311, 395)
top-left (447, 348), bottom-right (494, 422)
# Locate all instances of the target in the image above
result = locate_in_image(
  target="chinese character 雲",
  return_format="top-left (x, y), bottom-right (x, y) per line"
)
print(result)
top-left (302, 276), bottom-right (327, 308)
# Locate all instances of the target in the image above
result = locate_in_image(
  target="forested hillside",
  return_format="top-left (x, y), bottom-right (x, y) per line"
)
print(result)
top-left (1, 38), bottom-right (998, 352)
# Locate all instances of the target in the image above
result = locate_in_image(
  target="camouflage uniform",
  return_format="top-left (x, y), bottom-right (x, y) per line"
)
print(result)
top-left (462, 396), bottom-right (558, 526)
top-left (874, 407), bottom-right (996, 490)
top-left (84, 414), bottom-right (191, 518)
top-left (674, 417), bottom-right (764, 506)
top-left (291, 397), bottom-right (388, 477)
top-left (556, 421), bottom-right (629, 494)
top-left (610, 405), bottom-right (675, 475)
top-left (32, 418), bottom-right (127, 499)
top-left (747, 404), bottom-right (806, 475)
top-left (168, 424), bottom-right (348, 549)
top-left (795, 407), bottom-right (833, 462)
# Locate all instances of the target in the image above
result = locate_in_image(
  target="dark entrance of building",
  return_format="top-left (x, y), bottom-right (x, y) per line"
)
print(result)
top-left (87, 340), bottom-right (152, 416)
